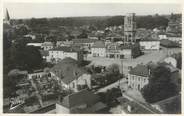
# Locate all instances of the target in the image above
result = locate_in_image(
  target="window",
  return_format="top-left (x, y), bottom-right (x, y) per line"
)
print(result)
top-left (73, 82), bottom-right (75, 88)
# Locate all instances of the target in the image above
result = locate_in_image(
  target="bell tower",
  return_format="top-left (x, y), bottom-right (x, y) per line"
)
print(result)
top-left (4, 8), bottom-right (11, 25)
top-left (124, 13), bottom-right (136, 44)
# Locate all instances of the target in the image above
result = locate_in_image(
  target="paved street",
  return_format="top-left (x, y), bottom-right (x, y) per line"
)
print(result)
top-left (87, 48), bottom-right (181, 75)
top-left (97, 78), bottom-right (127, 93)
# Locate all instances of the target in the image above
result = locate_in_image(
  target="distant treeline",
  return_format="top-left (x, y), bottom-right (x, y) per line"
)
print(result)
top-left (11, 14), bottom-right (181, 33)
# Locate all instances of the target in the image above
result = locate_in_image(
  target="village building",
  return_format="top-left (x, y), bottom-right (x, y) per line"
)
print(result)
top-left (166, 14), bottom-right (182, 35)
top-left (72, 39), bottom-right (98, 52)
top-left (42, 42), bottom-right (54, 51)
top-left (139, 39), bottom-right (160, 51)
top-left (166, 34), bottom-right (181, 43)
top-left (164, 57), bottom-right (177, 68)
top-left (88, 33), bottom-right (99, 40)
top-left (46, 46), bottom-right (83, 63)
top-left (27, 43), bottom-right (42, 48)
top-left (127, 64), bottom-right (150, 90)
top-left (124, 13), bottom-right (136, 43)
top-left (106, 43), bottom-right (132, 59)
top-left (56, 40), bottom-right (73, 47)
top-left (91, 41), bottom-right (106, 57)
top-left (50, 58), bottom-right (91, 92)
top-left (23, 34), bottom-right (36, 40)
top-left (56, 89), bottom-right (107, 113)
top-left (28, 69), bottom-right (49, 80)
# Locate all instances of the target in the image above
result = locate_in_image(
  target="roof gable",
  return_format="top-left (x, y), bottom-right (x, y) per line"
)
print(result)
top-left (129, 64), bottom-right (149, 77)
top-left (50, 58), bottom-right (86, 84)
top-left (61, 89), bottom-right (100, 108)
top-left (92, 41), bottom-right (105, 48)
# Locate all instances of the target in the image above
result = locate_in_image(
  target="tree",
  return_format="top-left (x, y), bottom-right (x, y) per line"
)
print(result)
top-left (141, 65), bottom-right (179, 103)
top-left (132, 43), bottom-right (142, 58)
top-left (173, 53), bottom-right (182, 69)
top-left (104, 88), bottom-right (122, 106)
top-left (107, 63), bottom-right (120, 75)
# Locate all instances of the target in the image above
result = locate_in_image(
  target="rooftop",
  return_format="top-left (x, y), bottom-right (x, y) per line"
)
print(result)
top-left (50, 58), bottom-right (87, 84)
top-left (140, 38), bottom-right (159, 42)
top-left (73, 39), bottom-right (98, 43)
top-left (152, 95), bottom-right (181, 114)
top-left (42, 42), bottom-right (53, 46)
top-left (61, 89), bottom-right (100, 109)
top-left (49, 46), bottom-right (80, 52)
top-left (129, 64), bottom-right (149, 77)
top-left (92, 41), bottom-right (105, 48)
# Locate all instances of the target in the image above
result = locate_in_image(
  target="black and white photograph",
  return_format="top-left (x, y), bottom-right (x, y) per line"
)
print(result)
top-left (2, 1), bottom-right (182, 114)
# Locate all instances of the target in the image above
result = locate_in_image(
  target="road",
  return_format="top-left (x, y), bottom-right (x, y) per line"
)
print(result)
top-left (87, 49), bottom-right (180, 74)
top-left (97, 78), bottom-right (127, 93)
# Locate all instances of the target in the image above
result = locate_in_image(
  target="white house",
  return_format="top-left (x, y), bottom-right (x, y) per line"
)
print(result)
top-left (27, 43), bottom-right (42, 47)
top-left (46, 46), bottom-right (83, 63)
top-left (91, 41), bottom-right (106, 57)
top-left (50, 58), bottom-right (91, 92)
top-left (127, 64), bottom-right (150, 90)
top-left (164, 57), bottom-right (177, 68)
top-left (56, 40), bottom-right (73, 47)
top-left (158, 34), bottom-right (167, 40)
top-left (106, 43), bottom-right (132, 59)
top-left (167, 36), bottom-right (181, 43)
top-left (42, 42), bottom-right (54, 51)
top-left (139, 39), bottom-right (160, 50)
top-left (28, 70), bottom-right (48, 80)
top-left (24, 34), bottom-right (36, 40)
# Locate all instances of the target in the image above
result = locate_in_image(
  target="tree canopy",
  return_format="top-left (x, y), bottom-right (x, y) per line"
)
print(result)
top-left (141, 65), bottom-right (179, 103)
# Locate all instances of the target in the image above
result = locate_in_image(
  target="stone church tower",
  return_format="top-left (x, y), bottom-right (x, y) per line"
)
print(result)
top-left (124, 13), bottom-right (136, 43)
top-left (4, 8), bottom-right (11, 25)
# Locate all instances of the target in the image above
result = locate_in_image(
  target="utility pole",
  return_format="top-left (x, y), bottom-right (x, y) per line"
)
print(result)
top-left (119, 59), bottom-right (123, 88)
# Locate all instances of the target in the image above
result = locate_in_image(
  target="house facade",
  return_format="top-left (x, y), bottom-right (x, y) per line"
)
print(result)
top-left (50, 58), bottom-right (91, 92)
top-left (91, 41), bottom-right (106, 57)
top-left (42, 42), bottom-right (54, 51)
top-left (139, 40), bottom-right (160, 50)
top-left (72, 39), bottom-right (98, 52)
top-left (106, 43), bottom-right (132, 59)
top-left (46, 46), bottom-right (83, 63)
top-left (28, 70), bottom-right (48, 80)
top-left (58, 73), bottom-right (92, 92)
top-left (127, 64), bottom-right (150, 90)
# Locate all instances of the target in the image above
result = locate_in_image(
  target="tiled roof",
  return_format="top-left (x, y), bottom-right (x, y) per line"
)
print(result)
top-left (92, 41), bottom-right (105, 48)
top-left (42, 42), bottom-right (53, 46)
top-left (140, 38), bottom-right (159, 41)
top-left (31, 104), bottom-right (56, 113)
top-left (129, 64), bottom-right (149, 77)
top-left (49, 46), bottom-right (80, 52)
top-left (160, 39), bottom-right (179, 48)
top-left (153, 95), bottom-right (181, 114)
top-left (50, 58), bottom-right (86, 84)
top-left (83, 102), bottom-right (107, 113)
top-left (119, 45), bottom-right (132, 49)
top-left (61, 89), bottom-right (100, 108)
top-left (73, 39), bottom-right (98, 43)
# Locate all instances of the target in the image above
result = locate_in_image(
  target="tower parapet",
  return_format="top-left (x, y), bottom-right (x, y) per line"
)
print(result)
top-left (124, 13), bottom-right (136, 43)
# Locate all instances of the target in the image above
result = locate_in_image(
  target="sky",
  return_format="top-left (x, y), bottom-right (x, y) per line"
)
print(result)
top-left (3, 3), bottom-right (182, 19)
